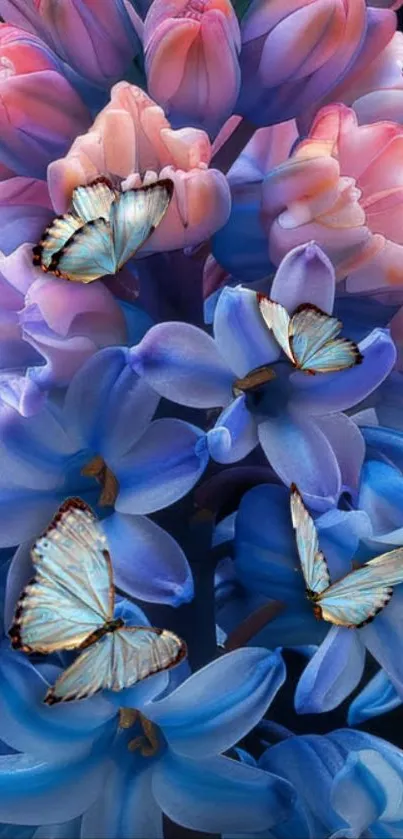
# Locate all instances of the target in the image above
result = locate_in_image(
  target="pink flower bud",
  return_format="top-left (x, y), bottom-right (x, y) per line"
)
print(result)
top-left (47, 83), bottom-right (231, 252)
top-left (261, 103), bottom-right (403, 292)
top-left (0, 24), bottom-right (91, 177)
top-left (144, 0), bottom-right (241, 135)
top-left (238, 0), bottom-right (396, 126)
top-left (1, 0), bottom-right (143, 87)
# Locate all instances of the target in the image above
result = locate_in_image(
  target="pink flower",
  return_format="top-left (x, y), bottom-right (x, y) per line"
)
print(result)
top-left (1, 0), bottom-right (143, 88)
top-left (0, 244), bottom-right (127, 416)
top-left (237, 0), bottom-right (396, 127)
top-left (262, 103), bottom-right (403, 292)
top-left (47, 82), bottom-right (231, 252)
top-left (144, 0), bottom-right (241, 135)
top-left (0, 24), bottom-right (91, 177)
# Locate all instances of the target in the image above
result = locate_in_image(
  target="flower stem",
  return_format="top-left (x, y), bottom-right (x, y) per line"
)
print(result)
top-left (212, 117), bottom-right (257, 174)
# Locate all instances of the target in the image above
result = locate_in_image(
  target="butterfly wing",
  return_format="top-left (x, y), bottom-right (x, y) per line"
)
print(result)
top-left (317, 548), bottom-right (403, 627)
top-left (257, 296), bottom-right (294, 362)
top-left (290, 484), bottom-right (330, 595)
top-left (45, 626), bottom-right (186, 704)
top-left (71, 178), bottom-right (117, 223)
top-left (111, 179), bottom-right (173, 269)
top-left (48, 218), bottom-right (116, 283)
top-left (33, 214), bottom-right (85, 270)
top-left (289, 305), bottom-right (362, 373)
top-left (10, 498), bottom-right (114, 654)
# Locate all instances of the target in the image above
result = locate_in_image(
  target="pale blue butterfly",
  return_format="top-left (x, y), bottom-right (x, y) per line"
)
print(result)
top-left (290, 485), bottom-right (403, 628)
top-left (258, 296), bottom-right (362, 374)
top-left (9, 498), bottom-right (186, 704)
top-left (33, 176), bottom-right (173, 284)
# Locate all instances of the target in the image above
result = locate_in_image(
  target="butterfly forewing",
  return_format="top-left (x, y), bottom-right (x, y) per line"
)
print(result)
top-left (258, 297), bottom-right (293, 361)
top-left (71, 179), bottom-right (117, 223)
top-left (10, 498), bottom-right (114, 654)
top-left (112, 180), bottom-right (173, 269)
top-left (290, 485), bottom-right (330, 595)
top-left (50, 218), bottom-right (116, 282)
top-left (289, 306), bottom-right (361, 373)
top-left (45, 626), bottom-right (186, 704)
top-left (33, 214), bottom-right (85, 270)
top-left (317, 547), bottom-right (403, 627)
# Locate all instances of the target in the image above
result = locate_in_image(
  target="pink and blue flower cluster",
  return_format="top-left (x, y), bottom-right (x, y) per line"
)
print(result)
top-left (1, 0), bottom-right (403, 835)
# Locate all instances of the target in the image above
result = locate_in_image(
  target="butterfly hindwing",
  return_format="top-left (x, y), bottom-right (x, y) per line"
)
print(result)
top-left (317, 548), bottom-right (403, 627)
top-left (111, 180), bottom-right (174, 269)
top-left (71, 178), bottom-right (117, 223)
top-left (33, 214), bottom-right (85, 270)
top-left (290, 485), bottom-right (330, 595)
top-left (289, 305), bottom-right (362, 373)
top-left (10, 498), bottom-right (114, 654)
top-left (258, 297), bottom-right (293, 362)
top-left (49, 218), bottom-right (116, 283)
top-left (45, 626), bottom-right (186, 704)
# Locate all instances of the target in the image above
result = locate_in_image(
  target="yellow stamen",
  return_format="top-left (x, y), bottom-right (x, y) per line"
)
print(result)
top-left (81, 455), bottom-right (119, 506)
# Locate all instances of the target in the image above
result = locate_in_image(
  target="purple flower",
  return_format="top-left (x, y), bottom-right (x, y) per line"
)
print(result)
top-left (0, 347), bottom-right (210, 607)
top-left (130, 242), bottom-right (395, 510)
top-left (0, 244), bottom-right (127, 416)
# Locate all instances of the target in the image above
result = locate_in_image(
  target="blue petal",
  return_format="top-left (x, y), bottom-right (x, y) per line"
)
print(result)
top-left (270, 242), bottom-right (335, 314)
top-left (358, 459), bottom-right (403, 544)
top-left (362, 588), bottom-right (403, 696)
top-left (234, 483), bottom-right (308, 603)
top-left (146, 647), bottom-right (285, 758)
top-left (260, 734), bottom-right (349, 838)
top-left (330, 751), bottom-right (387, 835)
top-left (258, 414), bottom-right (341, 512)
top-left (33, 818), bottom-right (82, 838)
top-left (154, 752), bottom-right (295, 833)
top-left (81, 754), bottom-right (163, 839)
top-left (0, 489), bottom-right (63, 549)
top-left (0, 402), bottom-right (72, 491)
top-left (0, 729), bottom-right (112, 825)
top-left (348, 670), bottom-right (401, 726)
top-left (295, 627), bottom-right (366, 714)
top-left (213, 286), bottom-right (279, 377)
top-left (103, 513), bottom-right (193, 607)
top-left (290, 329), bottom-right (396, 416)
top-left (63, 346), bottom-right (159, 460)
top-left (0, 650), bottom-right (116, 759)
top-left (115, 419), bottom-right (209, 514)
top-left (130, 322), bottom-right (234, 408)
top-left (207, 396), bottom-right (259, 464)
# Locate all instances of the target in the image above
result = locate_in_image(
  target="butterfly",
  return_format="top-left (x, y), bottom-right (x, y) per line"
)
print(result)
top-left (258, 295), bottom-right (363, 374)
top-left (9, 497), bottom-right (187, 704)
top-left (290, 485), bottom-right (403, 628)
top-left (32, 176), bottom-right (174, 284)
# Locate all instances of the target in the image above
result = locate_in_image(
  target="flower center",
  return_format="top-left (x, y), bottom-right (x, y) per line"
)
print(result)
top-left (183, 0), bottom-right (207, 19)
top-left (234, 362), bottom-right (293, 419)
top-left (119, 708), bottom-right (161, 758)
top-left (81, 455), bottom-right (119, 507)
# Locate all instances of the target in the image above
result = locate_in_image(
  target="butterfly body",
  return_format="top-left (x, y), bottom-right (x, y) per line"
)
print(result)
top-left (33, 177), bottom-right (173, 284)
top-left (290, 484), bottom-right (403, 628)
top-left (258, 296), bottom-right (363, 374)
top-left (10, 497), bottom-right (186, 704)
